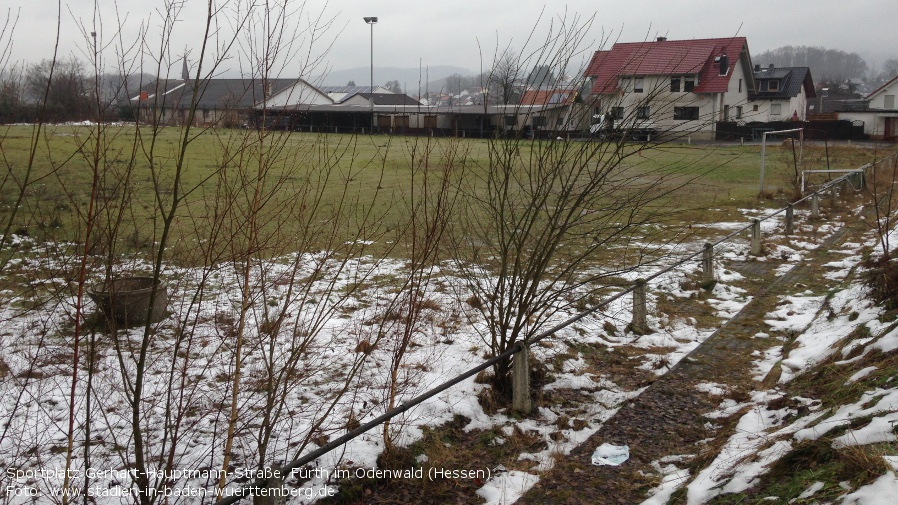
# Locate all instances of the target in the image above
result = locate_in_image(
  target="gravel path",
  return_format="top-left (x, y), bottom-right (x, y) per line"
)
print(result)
top-left (517, 224), bottom-right (854, 505)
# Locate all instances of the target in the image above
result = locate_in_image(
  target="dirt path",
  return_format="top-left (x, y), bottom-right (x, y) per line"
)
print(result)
top-left (517, 221), bottom-right (857, 504)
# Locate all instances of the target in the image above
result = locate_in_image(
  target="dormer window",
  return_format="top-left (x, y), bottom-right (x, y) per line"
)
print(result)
top-left (684, 76), bottom-right (696, 92)
top-left (767, 80), bottom-right (779, 91)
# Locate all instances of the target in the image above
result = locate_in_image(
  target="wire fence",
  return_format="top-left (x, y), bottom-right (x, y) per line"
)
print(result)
top-left (214, 152), bottom-right (896, 504)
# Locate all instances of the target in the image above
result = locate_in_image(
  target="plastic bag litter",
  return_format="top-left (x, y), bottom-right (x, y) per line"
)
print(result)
top-left (591, 443), bottom-right (629, 466)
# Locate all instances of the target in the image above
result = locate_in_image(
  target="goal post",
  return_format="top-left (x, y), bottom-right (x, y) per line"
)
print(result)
top-left (759, 128), bottom-right (804, 194)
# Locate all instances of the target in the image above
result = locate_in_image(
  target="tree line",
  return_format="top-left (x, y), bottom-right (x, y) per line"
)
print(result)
top-left (0, 57), bottom-right (153, 123)
top-left (753, 45), bottom-right (898, 97)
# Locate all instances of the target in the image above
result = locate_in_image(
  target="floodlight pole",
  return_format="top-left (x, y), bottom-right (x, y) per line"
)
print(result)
top-left (364, 16), bottom-right (378, 132)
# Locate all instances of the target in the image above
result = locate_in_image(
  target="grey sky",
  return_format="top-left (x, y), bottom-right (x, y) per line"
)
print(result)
top-left (4, 1), bottom-right (896, 78)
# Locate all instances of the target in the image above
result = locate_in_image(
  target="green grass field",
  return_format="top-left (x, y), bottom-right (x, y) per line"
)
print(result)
top-left (1, 123), bottom-right (891, 266)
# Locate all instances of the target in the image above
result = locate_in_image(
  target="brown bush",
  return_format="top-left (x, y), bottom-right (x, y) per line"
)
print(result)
top-left (862, 254), bottom-right (898, 310)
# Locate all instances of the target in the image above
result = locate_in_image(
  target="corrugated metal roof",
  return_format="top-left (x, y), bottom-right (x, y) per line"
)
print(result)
top-left (585, 37), bottom-right (748, 95)
top-left (350, 93), bottom-right (421, 105)
top-left (319, 85), bottom-right (378, 94)
top-left (131, 78), bottom-right (296, 109)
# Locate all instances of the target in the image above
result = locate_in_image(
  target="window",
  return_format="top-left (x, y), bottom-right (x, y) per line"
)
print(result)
top-left (556, 117), bottom-right (564, 127)
top-left (674, 106), bottom-right (699, 120)
top-left (735, 106), bottom-right (743, 119)
top-left (684, 76), bottom-right (696, 92)
top-left (723, 105), bottom-right (730, 121)
top-left (593, 104), bottom-right (602, 116)
top-left (738, 79), bottom-right (742, 93)
top-left (610, 106), bottom-right (624, 120)
top-left (634, 77), bottom-right (644, 93)
top-left (770, 103), bottom-right (782, 116)
top-left (768, 80), bottom-right (779, 91)
top-left (532, 116), bottom-right (547, 127)
top-left (753, 104), bottom-right (759, 112)
top-left (670, 77), bottom-right (681, 92)
top-left (505, 115), bottom-right (517, 127)
top-left (636, 106), bottom-right (650, 120)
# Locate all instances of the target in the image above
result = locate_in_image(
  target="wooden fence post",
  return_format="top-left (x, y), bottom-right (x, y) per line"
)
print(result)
top-left (512, 344), bottom-right (532, 415)
top-left (785, 204), bottom-right (794, 235)
top-left (811, 192), bottom-right (820, 218)
top-left (631, 279), bottom-right (648, 334)
top-left (750, 219), bottom-right (762, 256)
top-left (702, 243), bottom-right (714, 284)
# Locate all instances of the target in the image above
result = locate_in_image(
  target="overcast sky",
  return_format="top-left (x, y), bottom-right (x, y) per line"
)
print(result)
top-left (4, 0), bottom-right (896, 78)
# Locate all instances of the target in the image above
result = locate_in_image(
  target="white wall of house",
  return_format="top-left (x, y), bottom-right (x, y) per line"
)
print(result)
top-left (838, 111), bottom-right (898, 137)
top-left (589, 66), bottom-right (752, 139)
top-left (747, 91), bottom-right (809, 122)
top-left (869, 79), bottom-right (898, 110)
top-left (837, 79), bottom-right (898, 138)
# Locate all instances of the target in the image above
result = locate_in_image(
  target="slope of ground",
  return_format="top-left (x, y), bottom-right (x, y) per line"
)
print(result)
top-left (517, 197), bottom-right (898, 504)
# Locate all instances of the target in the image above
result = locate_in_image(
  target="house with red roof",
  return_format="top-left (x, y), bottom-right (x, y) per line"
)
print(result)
top-left (583, 36), bottom-right (756, 140)
top-left (518, 88), bottom-right (579, 132)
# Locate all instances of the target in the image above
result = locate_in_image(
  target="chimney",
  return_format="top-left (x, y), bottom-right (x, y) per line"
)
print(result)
top-left (719, 54), bottom-right (728, 75)
top-left (656, 36), bottom-right (667, 42)
top-left (769, 63), bottom-right (775, 70)
top-left (754, 64), bottom-right (761, 72)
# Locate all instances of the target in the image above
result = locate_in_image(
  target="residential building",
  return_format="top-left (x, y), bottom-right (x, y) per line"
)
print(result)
top-left (518, 88), bottom-right (579, 132)
top-left (748, 65), bottom-right (816, 121)
top-left (583, 36), bottom-right (756, 140)
top-left (837, 75), bottom-right (898, 140)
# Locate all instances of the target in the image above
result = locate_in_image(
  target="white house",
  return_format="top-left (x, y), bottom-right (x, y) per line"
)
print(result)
top-left (583, 36), bottom-right (756, 140)
top-left (837, 75), bottom-right (898, 140)
top-left (264, 79), bottom-right (334, 108)
top-left (748, 65), bottom-right (816, 121)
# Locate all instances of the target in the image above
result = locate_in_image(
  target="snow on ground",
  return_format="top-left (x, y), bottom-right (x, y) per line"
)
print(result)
top-left (0, 230), bottom-right (755, 503)
top-left (0, 199), bottom-right (879, 504)
top-left (635, 212), bottom-right (898, 504)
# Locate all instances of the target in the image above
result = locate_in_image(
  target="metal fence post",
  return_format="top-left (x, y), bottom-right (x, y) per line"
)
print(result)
top-left (785, 204), bottom-right (794, 235)
top-left (702, 243), bottom-right (714, 284)
top-left (811, 192), bottom-right (820, 218)
top-left (631, 279), bottom-right (648, 334)
top-left (750, 219), bottom-right (762, 256)
top-left (512, 344), bottom-right (532, 415)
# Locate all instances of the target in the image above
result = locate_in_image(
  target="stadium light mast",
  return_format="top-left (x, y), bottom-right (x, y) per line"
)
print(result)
top-left (363, 16), bottom-right (378, 132)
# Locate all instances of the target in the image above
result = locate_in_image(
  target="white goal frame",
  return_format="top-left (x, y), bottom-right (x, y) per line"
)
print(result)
top-left (759, 128), bottom-right (803, 194)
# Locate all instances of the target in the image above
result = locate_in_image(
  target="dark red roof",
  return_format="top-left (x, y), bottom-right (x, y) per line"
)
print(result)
top-left (519, 89), bottom-right (576, 106)
top-left (585, 37), bottom-right (748, 95)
